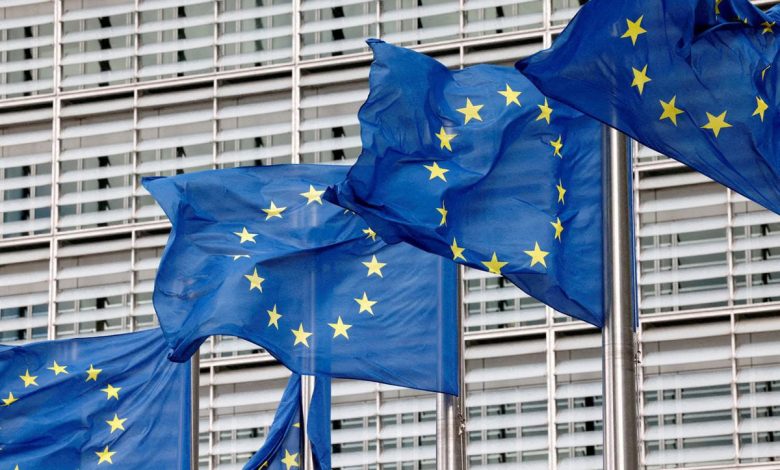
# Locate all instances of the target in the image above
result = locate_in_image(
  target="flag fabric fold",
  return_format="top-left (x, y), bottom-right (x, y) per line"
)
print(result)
top-left (243, 374), bottom-right (331, 470)
top-left (0, 328), bottom-right (191, 469)
top-left (517, 0), bottom-right (780, 214)
top-left (325, 40), bottom-right (605, 327)
top-left (143, 165), bottom-right (458, 394)
top-left (308, 375), bottom-right (332, 470)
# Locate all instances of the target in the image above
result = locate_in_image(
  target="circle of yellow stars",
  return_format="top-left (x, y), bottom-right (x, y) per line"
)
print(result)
top-left (421, 83), bottom-right (567, 278)
top-left (617, 12), bottom-right (771, 138)
top-left (2, 360), bottom-right (127, 466)
top-left (231, 188), bottom-right (390, 353)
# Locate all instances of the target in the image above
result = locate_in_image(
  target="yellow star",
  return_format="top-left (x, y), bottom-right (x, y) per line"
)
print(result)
top-left (85, 364), bottom-right (102, 382)
top-left (106, 414), bottom-right (127, 433)
top-left (20, 369), bottom-right (38, 387)
top-left (435, 127), bottom-right (457, 151)
top-left (14, 465), bottom-right (19, 470)
top-left (48, 361), bottom-right (68, 375)
top-left (631, 65), bottom-right (651, 95)
top-left (498, 84), bottom-right (522, 106)
top-left (363, 227), bottom-right (377, 241)
top-left (762, 65), bottom-right (771, 80)
top-left (2, 392), bottom-right (18, 406)
top-left (424, 161), bottom-right (449, 182)
top-left (753, 96), bottom-right (769, 122)
top-left (292, 422), bottom-right (301, 428)
top-left (244, 268), bottom-right (266, 292)
top-left (299, 185), bottom-right (325, 205)
top-left (620, 16), bottom-right (647, 45)
top-left (701, 111), bottom-right (732, 137)
top-left (291, 323), bottom-right (313, 348)
top-left (715, 0), bottom-right (723, 14)
top-left (96, 446), bottom-right (116, 465)
top-left (232, 254), bottom-right (250, 261)
top-left (456, 98), bottom-right (483, 124)
top-left (362, 255), bottom-right (386, 277)
top-left (556, 180), bottom-right (567, 204)
top-left (233, 227), bottom-right (257, 244)
top-left (450, 238), bottom-right (466, 261)
top-left (549, 135), bottom-right (563, 158)
top-left (551, 218), bottom-right (564, 241)
top-left (328, 316), bottom-right (352, 339)
top-left (261, 201), bottom-right (286, 220)
top-left (281, 449), bottom-right (300, 470)
top-left (762, 21), bottom-right (775, 34)
top-left (481, 252), bottom-right (508, 275)
top-left (524, 242), bottom-right (549, 268)
top-left (436, 202), bottom-right (448, 226)
top-left (354, 292), bottom-right (377, 315)
top-left (536, 98), bottom-right (553, 124)
top-left (267, 304), bottom-right (282, 329)
top-left (659, 96), bottom-right (684, 126)
top-left (101, 384), bottom-right (121, 400)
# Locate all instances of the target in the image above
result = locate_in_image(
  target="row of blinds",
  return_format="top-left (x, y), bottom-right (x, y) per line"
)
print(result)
top-left (0, 226), bottom-right (167, 341)
top-left (0, 0), bottom-right (572, 98)
top-left (0, 104), bottom-right (53, 238)
top-left (3, 0), bottom-right (295, 94)
top-left (636, 163), bottom-right (780, 314)
top-left (0, 0), bottom-right (54, 97)
top-left (641, 313), bottom-right (780, 467)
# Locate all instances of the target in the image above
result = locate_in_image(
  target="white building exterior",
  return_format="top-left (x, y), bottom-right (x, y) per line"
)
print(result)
top-left (1, 0), bottom-right (779, 468)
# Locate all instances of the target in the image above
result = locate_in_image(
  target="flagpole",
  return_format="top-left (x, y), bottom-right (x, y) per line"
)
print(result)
top-left (436, 267), bottom-right (466, 470)
top-left (302, 374), bottom-right (314, 469)
top-left (601, 125), bottom-right (639, 470)
top-left (190, 353), bottom-right (200, 470)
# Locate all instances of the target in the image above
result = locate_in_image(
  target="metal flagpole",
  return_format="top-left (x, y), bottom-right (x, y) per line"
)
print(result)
top-left (436, 266), bottom-right (466, 470)
top-left (302, 374), bottom-right (315, 469)
top-left (190, 353), bottom-right (200, 470)
top-left (601, 125), bottom-right (639, 470)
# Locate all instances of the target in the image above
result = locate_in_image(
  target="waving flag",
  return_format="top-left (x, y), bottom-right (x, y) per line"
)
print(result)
top-left (144, 165), bottom-right (458, 394)
top-left (243, 374), bottom-right (331, 470)
top-left (325, 40), bottom-right (605, 327)
top-left (518, 0), bottom-right (780, 214)
top-left (0, 329), bottom-right (190, 469)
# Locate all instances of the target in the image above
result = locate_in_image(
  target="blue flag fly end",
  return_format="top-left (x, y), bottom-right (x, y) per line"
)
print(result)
top-left (325, 40), bottom-right (605, 327)
top-left (143, 164), bottom-right (458, 395)
top-left (517, 0), bottom-right (780, 214)
top-left (0, 328), bottom-right (191, 469)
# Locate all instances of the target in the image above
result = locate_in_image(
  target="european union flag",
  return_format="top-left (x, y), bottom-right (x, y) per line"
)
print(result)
top-left (144, 165), bottom-right (458, 394)
top-left (517, 0), bottom-right (780, 214)
top-left (325, 40), bottom-right (605, 327)
top-left (243, 374), bottom-right (331, 470)
top-left (0, 328), bottom-right (191, 469)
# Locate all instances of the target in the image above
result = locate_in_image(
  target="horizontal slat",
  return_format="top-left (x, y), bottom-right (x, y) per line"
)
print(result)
top-left (61, 3), bottom-right (135, 21)
top-left (0, 153), bottom-right (51, 170)
top-left (643, 345), bottom-right (731, 367)
top-left (643, 369), bottom-right (732, 391)
top-left (0, 291), bottom-right (49, 309)
top-left (645, 445), bottom-right (735, 466)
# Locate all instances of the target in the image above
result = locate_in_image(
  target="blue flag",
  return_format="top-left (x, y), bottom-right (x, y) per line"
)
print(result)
top-left (143, 165), bottom-right (458, 394)
top-left (517, 0), bottom-right (780, 214)
top-left (0, 328), bottom-right (191, 469)
top-left (243, 374), bottom-right (331, 470)
top-left (325, 40), bottom-right (605, 327)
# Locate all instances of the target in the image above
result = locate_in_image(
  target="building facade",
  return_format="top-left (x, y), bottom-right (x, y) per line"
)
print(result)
top-left (1, 0), bottom-right (779, 468)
